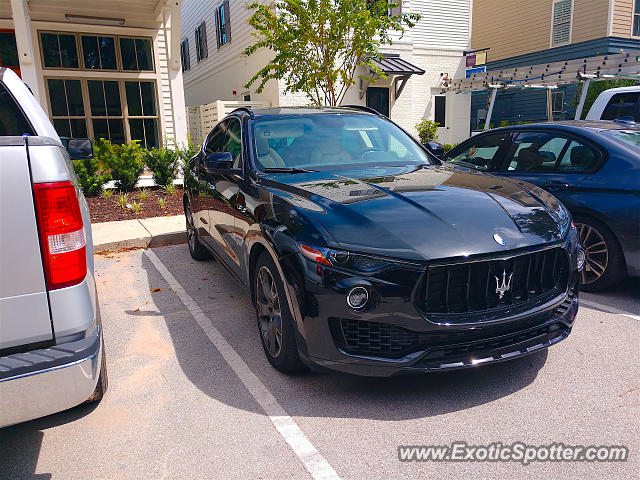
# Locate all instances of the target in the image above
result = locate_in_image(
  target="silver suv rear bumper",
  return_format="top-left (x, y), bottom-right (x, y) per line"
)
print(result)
top-left (0, 328), bottom-right (102, 428)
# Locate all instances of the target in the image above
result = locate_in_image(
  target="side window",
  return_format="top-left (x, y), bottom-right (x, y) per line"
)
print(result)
top-left (504, 132), bottom-right (568, 172)
top-left (504, 131), bottom-right (599, 173)
top-left (223, 118), bottom-right (243, 168)
top-left (0, 82), bottom-right (35, 136)
top-left (601, 92), bottom-right (640, 121)
top-left (448, 133), bottom-right (510, 170)
top-left (204, 125), bottom-right (228, 156)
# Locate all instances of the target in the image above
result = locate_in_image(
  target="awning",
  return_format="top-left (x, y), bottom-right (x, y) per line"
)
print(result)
top-left (372, 54), bottom-right (425, 76)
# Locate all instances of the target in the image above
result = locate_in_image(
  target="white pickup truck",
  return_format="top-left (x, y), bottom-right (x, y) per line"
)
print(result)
top-left (585, 85), bottom-right (640, 122)
top-left (0, 67), bottom-right (107, 427)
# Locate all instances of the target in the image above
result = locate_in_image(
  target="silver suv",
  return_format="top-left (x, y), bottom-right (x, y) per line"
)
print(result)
top-left (0, 68), bottom-right (106, 427)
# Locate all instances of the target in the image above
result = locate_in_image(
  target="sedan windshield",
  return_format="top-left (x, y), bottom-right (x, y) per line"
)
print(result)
top-left (251, 113), bottom-right (433, 171)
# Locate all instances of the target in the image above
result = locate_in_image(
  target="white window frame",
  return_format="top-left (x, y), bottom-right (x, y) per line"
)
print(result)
top-left (550, 0), bottom-right (573, 47)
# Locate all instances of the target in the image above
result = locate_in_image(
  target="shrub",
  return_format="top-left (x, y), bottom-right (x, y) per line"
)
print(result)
top-left (499, 120), bottom-right (510, 127)
top-left (415, 119), bottom-right (440, 145)
top-left (163, 183), bottom-right (177, 195)
top-left (443, 143), bottom-right (458, 154)
top-left (100, 188), bottom-right (113, 198)
top-left (157, 197), bottom-right (167, 208)
top-left (130, 200), bottom-right (142, 214)
top-left (143, 147), bottom-right (180, 188)
top-left (118, 192), bottom-right (129, 209)
top-left (138, 188), bottom-right (150, 200)
top-left (71, 156), bottom-right (110, 197)
top-left (95, 139), bottom-right (144, 192)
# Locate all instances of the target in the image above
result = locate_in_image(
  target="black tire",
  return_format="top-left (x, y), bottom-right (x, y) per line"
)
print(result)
top-left (86, 338), bottom-right (108, 403)
top-left (185, 200), bottom-right (212, 261)
top-left (574, 214), bottom-right (626, 292)
top-left (253, 252), bottom-right (306, 373)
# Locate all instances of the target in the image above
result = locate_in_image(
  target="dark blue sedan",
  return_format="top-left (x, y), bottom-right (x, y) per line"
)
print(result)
top-left (443, 120), bottom-right (640, 291)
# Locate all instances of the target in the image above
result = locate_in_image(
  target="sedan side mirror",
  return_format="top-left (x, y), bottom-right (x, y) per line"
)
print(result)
top-left (204, 152), bottom-right (242, 174)
top-left (424, 141), bottom-right (445, 159)
top-left (67, 138), bottom-right (93, 160)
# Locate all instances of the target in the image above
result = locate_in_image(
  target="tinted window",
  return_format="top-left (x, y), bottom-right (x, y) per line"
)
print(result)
top-left (0, 82), bottom-right (35, 136)
top-left (81, 35), bottom-right (117, 70)
top-left (223, 119), bottom-right (243, 168)
top-left (448, 132), bottom-right (509, 170)
top-left (602, 92), bottom-right (640, 121)
top-left (204, 125), bottom-right (228, 155)
top-left (504, 131), bottom-right (599, 173)
top-left (40, 32), bottom-right (78, 68)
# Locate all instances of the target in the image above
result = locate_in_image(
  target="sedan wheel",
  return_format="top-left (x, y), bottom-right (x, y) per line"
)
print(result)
top-left (573, 215), bottom-right (626, 292)
top-left (256, 266), bottom-right (283, 358)
top-left (576, 222), bottom-right (608, 286)
top-left (185, 202), bottom-right (211, 261)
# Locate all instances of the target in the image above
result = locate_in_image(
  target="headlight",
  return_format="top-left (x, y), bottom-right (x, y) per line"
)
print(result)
top-left (297, 242), bottom-right (390, 272)
top-left (576, 245), bottom-right (585, 271)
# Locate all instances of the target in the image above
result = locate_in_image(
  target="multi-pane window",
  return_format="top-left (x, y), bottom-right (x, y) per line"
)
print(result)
top-left (634, 0), bottom-right (640, 36)
top-left (215, 2), bottom-right (231, 48)
top-left (46, 78), bottom-right (158, 147)
top-left (40, 32), bottom-right (79, 69)
top-left (47, 79), bottom-right (87, 138)
top-left (181, 38), bottom-right (190, 71)
top-left (119, 37), bottom-right (153, 71)
top-left (40, 32), bottom-right (153, 72)
top-left (195, 22), bottom-right (208, 61)
top-left (552, 0), bottom-right (572, 46)
top-left (81, 35), bottom-right (117, 70)
top-left (551, 91), bottom-right (564, 114)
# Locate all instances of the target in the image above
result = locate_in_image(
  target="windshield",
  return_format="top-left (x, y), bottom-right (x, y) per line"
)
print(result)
top-left (605, 130), bottom-right (640, 151)
top-left (251, 113), bottom-right (433, 171)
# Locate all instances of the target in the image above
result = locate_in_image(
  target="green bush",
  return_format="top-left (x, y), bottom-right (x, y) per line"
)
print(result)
top-left (142, 147), bottom-right (180, 188)
top-left (443, 143), bottom-right (458, 154)
top-left (499, 120), bottom-right (510, 127)
top-left (71, 156), bottom-right (111, 197)
top-left (95, 139), bottom-right (144, 192)
top-left (415, 119), bottom-right (440, 145)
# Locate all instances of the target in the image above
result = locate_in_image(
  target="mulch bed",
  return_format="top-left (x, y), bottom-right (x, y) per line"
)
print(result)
top-left (87, 187), bottom-right (184, 223)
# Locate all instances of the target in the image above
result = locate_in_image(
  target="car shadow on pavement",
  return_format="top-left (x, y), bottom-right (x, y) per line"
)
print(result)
top-left (0, 403), bottom-right (98, 480)
top-left (583, 277), bottom-right (640, 315)
top-left (141, 246), bottom-right (549, 422)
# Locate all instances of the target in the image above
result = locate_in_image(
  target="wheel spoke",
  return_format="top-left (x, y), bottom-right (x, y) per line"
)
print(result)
top-left (588, 259), bottom-right (605, 276)
top-left (581, 225), bottom-right (592, 245)
top-left (259, 270), bottom-right (272, 303)
top-left (256, 298), bottom-right (270, 317)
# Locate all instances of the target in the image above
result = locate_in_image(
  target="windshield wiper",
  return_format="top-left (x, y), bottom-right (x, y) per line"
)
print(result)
top-left (262, 167), bottom-right (316, 174)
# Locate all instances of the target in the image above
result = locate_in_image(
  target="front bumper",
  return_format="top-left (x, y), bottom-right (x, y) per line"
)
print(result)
top-left (0, 327), bottom-right (102, 428)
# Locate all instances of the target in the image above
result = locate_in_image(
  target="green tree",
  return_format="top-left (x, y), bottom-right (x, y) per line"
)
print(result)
top-left (415, 119), bottom-right (439, 144)
top-left (577, 79), bottom-right (640, 119)
top-left (244, 0), bottom-right (419, 106)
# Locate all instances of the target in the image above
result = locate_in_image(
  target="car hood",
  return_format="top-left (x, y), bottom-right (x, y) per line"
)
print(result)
top-left (261, 165), bottom-right (568, 261)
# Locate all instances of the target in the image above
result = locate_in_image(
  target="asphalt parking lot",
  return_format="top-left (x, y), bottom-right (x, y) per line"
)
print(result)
top-left (1, 244), bottom-right (638, 480)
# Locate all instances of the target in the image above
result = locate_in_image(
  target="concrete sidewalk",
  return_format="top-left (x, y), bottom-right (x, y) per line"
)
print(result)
top-left (91, 214), bottom-right (186, 252)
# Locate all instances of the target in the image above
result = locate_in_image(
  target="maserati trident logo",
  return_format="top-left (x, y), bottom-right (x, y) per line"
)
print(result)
top-left (495, 269), bottom-right (513, 300)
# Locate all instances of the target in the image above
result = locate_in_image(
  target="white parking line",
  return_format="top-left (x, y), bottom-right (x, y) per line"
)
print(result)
top-left (145, 249), bottom-right (341, 480)
top-left (580, 299), bottom-right (640, 321)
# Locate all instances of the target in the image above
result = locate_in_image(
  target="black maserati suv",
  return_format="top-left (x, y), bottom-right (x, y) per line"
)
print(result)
top-left (184, 106), bottom-right (583, 376)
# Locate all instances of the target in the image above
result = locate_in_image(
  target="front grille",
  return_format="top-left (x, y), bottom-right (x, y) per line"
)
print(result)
top-left (423, 247), bottom-right (568, 315)
top-left (330, 318), bottom-right (420, 358)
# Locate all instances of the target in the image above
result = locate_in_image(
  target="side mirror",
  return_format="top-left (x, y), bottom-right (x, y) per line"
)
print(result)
top-left (204, 152), bottom-right (240, 174)
top-left (67, 138), bottom-right (93, 160)
top-left (424, 141), bottom-right (445, 159)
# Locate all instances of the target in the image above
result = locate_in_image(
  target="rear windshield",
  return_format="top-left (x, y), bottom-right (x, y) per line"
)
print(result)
top-left (0, 81), bottom-right (35, 136)
top-left (604, 130), bottom-right (640, 151)
top-left (251, 113), bottom-right (433, 171)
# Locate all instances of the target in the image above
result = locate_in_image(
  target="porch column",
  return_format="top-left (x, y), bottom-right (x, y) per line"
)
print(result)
top-left (163, 1), bottom-right (188, 145)
top-left (10, 0), bottom-right (42, 104)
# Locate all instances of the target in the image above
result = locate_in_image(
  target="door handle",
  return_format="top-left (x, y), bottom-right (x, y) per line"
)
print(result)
top-left (542, 182), bottom-right (569, 189)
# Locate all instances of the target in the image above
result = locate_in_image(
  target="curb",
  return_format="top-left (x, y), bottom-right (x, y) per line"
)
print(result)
top-left (92, 215), bottom-right (187, 253)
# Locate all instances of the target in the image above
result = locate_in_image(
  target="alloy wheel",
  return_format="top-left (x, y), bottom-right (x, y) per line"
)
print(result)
top-left (576, 222), bottom-right (609, 285)
top-left (255, 266), bottom-right (283, 358)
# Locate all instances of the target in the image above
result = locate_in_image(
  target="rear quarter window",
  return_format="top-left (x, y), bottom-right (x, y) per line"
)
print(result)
top-left (0, 81), bottom-right (35, 136)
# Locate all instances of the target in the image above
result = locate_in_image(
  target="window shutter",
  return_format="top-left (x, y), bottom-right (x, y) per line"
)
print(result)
top-left (224, 0), bottom-right (232, 42)
top-left (390, 0), bottom-right (402, 17)
top-left (552, 0), bottom-right (571, 45)
top-left (184, 39), bottom-right (190, 70)
top-left (200, 22), bottom-right (208, 58)
top-left (195, 28), bottom-right (201, 61)
top-left (215, 10), bottom-right (221, 49)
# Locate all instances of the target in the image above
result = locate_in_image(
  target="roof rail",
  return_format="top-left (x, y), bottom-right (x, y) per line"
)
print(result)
top-left (341, 105), bottom-right (382, 116)
top-left (230, 106), bottom-right (255, 119)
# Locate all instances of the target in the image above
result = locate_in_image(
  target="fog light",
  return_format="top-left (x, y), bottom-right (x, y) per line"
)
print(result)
top-left (346, 286), bottom-right (369, 310)
top-left (577, 247), bottom-right (585, 271)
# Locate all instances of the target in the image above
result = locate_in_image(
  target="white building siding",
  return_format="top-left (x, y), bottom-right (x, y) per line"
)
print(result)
top-left (409, 0), bottom-right (471, 49)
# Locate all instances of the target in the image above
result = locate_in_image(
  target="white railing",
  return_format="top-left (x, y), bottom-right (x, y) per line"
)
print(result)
top-left (186, 100), bottom-right (268, 144)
